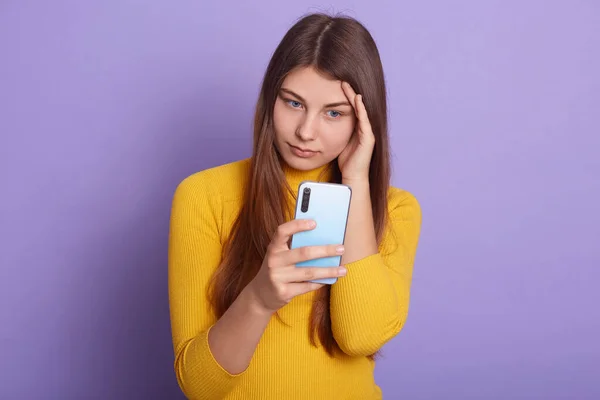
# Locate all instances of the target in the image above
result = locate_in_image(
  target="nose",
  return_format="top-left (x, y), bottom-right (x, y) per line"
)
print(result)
top-left (295, 113), bottom-right (318, 141)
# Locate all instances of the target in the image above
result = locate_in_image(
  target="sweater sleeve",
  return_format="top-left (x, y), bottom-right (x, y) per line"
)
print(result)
top-left (168, 174), bottom-right (244, 399)
top-left (330, 189), bottom-right (422, 356)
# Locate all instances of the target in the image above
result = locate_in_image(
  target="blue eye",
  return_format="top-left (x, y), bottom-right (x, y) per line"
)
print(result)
top-left (288, 100), bottom-right (302, 108)
top-left (327, 110), bottom-right (341, 118)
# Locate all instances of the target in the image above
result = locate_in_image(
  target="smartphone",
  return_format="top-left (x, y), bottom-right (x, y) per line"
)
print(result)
top-left (289, 181), bottom-right (352, 284)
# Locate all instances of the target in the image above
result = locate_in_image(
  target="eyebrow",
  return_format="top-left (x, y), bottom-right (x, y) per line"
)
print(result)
top-left (280, 88), bottom-right (351, 108)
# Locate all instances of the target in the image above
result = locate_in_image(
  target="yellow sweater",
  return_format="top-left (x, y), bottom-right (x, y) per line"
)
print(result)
top-left (168, 158), bottom-right (422, 400)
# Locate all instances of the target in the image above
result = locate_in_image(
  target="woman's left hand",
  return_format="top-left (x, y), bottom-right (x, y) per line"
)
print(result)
top-left (337, 82), bottom-right (375, 182)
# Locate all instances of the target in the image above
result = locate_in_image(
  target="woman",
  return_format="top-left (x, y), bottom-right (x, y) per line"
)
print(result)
top-left (168, 12), bottom-right (421, 399)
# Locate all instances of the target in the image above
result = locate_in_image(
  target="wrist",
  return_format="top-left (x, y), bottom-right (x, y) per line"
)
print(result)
top-left (242, 283), bottom-right (275, 319)
top-left (342, 176), bottom-right (370, 188)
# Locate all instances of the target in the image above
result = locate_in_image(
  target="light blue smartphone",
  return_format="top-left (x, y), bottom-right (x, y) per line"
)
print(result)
top-left (289, 181), bottom-right (352, 284)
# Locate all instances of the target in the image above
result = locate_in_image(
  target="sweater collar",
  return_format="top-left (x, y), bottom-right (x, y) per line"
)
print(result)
top-left (282, 161), bottom-right (334, 194)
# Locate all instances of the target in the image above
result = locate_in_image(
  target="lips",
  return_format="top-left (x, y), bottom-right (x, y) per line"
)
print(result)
top-left (291, 145), bottom-right (316, 153)
top-left (289, 143), bottom-right (318, 158)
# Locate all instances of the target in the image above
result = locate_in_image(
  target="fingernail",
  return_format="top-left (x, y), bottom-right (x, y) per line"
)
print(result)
top-left (308, 220), bottom-right (316, 228)
top-left (336, 245), bottom-right (345, 254)
top-left (339, 267), bottom-right (347, 276)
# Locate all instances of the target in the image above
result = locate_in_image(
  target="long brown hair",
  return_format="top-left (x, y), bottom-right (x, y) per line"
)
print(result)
top-left (208, 13), bottom-right (391, 357)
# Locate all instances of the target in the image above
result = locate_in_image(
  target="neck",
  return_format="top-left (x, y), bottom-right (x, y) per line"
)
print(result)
top-left (282, 161), bottom-right (334, 192)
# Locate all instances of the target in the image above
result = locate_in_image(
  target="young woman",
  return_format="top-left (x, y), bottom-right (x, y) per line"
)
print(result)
top-left (168, 13), bottom-right (422, 400)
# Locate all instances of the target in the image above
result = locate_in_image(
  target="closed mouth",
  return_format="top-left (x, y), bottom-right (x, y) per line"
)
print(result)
top-left (290, 144), bottom-right (317, 153)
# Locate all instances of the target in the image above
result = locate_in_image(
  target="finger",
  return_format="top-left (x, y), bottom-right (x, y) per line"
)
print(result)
top-left (341, 82), bottom-right (358, 117)
top-left (285, 266), bottom-right (347, 283)
top-left (355, 94), bottom-right (374, 141)
top-left (287, 281), bottom-right (325, 298)
top-left (342, 83), bottom-right (374, 138)
top-left (283, 244), bottom-right (345, 265)
top-left (271, 219), bottom-right (316, 249)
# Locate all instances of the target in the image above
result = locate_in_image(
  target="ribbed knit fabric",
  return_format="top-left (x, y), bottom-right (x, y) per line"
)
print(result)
top-left (168, 158), bottom-right (421, 400)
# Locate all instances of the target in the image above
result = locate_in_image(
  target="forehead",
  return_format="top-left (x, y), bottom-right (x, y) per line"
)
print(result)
top-left (281, 66), bottom-right (345, 102)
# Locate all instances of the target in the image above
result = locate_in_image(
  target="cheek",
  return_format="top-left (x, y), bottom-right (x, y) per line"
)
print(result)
top-left (273, 102), bottom-right (297, 141)
top-left (322, 121), bottom-right (354, 152)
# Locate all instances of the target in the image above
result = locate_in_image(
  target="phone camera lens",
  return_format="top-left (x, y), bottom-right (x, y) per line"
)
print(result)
top-left (301, 187), bottom-right (310, 212)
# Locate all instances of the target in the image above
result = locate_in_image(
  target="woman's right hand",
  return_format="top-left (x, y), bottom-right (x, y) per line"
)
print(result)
top-left (247, 218), bottom-right (347, 314)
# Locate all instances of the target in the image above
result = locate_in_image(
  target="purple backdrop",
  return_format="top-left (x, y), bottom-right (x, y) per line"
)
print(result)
top-left (1, 1), bottom-right (598, 399)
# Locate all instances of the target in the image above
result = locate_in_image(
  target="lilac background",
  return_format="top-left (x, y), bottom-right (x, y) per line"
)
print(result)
top-left (1, 1), bottom-right (599, 399)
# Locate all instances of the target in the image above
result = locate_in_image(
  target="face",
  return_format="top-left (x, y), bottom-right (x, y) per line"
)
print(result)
top-left (272, 66), bottom-right (356, 170)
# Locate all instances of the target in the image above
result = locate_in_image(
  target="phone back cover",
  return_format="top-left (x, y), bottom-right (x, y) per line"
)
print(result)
top-left (290, 181), bottom-right (352, 284)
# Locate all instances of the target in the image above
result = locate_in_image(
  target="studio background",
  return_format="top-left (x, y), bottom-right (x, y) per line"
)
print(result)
top-left (1, 1), bottom-right (598, 399)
